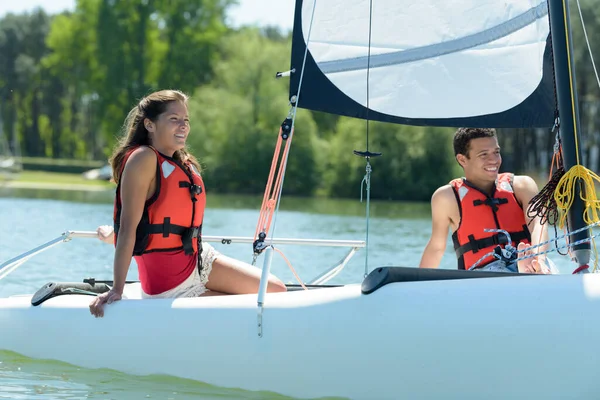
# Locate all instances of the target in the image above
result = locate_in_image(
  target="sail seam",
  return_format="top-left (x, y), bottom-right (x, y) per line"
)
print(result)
top-left (317, 2), bottom-right (549, 74)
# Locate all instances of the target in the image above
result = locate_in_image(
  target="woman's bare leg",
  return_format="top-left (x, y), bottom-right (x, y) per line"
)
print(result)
top-left (205, 255), bottom-right (287, 294)
top-left (199, 290), bottom-right (227, 297)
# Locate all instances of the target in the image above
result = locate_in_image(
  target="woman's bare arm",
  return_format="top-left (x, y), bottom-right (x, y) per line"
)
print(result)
top-left (111, 147), bottom-right (156, 293)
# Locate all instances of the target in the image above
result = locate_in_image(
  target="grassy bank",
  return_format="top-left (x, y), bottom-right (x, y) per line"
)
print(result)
top-left (4, 169), bottom-right (599, 201)
top-left (2, 171), bottom-right (113, 188)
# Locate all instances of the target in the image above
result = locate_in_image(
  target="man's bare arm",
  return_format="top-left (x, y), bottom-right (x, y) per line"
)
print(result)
top-left (514, 175), bottom-right (548, 251)
top-left (419, 186), bottom-right (454, 269)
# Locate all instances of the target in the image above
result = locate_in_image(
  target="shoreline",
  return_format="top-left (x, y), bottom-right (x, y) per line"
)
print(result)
top-left (0, 181), bottom-right (112, 192)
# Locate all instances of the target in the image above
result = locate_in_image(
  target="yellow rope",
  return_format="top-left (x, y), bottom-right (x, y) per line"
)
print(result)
top-left (553, 0), bottom-right (598, 270)
top-left (554, 165), bottom-right (600, 270)
top-left (555, 165), bottom-right (600, 227)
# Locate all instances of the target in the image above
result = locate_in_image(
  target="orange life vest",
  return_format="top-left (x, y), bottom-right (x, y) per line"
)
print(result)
top-left (450, 173), bottom-right (531, 270)
top-left (113, 146), bottom-right (206, 258)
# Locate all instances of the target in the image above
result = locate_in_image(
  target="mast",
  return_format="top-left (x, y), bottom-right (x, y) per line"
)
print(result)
top-left (547, 0), bottom-right (591, 270)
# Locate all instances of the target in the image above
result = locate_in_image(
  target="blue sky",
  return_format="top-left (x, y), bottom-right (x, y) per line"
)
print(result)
top-left (0, 0), bottom-right (295, 31)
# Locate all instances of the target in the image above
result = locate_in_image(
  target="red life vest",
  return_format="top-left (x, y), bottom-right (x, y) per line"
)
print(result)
top-left (113, 146), bottom-right (206, 257)
top-left (450, 173), bottom-right (531, 270)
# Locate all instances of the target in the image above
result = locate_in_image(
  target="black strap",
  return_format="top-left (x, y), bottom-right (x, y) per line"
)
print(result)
top-left (473, 197), bottom-right (508, 212)
top-left (456, 234), bottom-right (505, 258)
top-left (455, 228), bottom-right (530, 259)
top-left (511, 225), bottom-right (531, 243)
top-left (181, 226), bottom-right (201, 255)
top-left (145, 218), bottom-right (191, 236)
top-left (179, 181), bottom-right (202, 201)
top-left (142, 218), bottom-right (201, 255)
top-left (197, 236), bottom-right (204, 274)
top-left (467, 234), bottom-right (480, 253)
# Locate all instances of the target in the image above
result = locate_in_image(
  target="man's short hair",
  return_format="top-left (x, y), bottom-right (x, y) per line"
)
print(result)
top-left (453, 128), bottom-right (497, 158)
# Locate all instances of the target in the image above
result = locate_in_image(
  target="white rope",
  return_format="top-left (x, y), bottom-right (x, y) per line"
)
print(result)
top-left (576, 0), bottom-right (600, 90)
top-left (468, 221), bottom-right (600, 270)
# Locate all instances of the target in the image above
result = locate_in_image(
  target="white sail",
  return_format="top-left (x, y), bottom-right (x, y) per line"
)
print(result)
top-left (292, 0), bottom-right (554, 126)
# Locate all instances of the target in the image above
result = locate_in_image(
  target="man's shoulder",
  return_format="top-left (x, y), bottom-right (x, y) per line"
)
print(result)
top-left (431, 184), bottom-right (456, 204)
top-left (430, 184), bottom-right (460, 223)
top-left (507, 173), bottom-right (540, 204)
top-left (511, 174), bottom-right (539, 190)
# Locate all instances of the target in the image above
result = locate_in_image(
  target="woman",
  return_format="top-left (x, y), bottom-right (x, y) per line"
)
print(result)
top-left (89, 90), bottom-right (286, 318)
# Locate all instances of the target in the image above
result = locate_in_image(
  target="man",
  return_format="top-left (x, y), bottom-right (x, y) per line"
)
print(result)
top-left (418, 127), bottom-right (548, 274)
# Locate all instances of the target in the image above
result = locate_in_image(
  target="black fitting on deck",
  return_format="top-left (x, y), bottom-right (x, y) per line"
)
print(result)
top-left (253, 231), bottom-right (268, 254)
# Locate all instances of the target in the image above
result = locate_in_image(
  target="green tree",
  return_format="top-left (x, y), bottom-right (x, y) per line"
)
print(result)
top-left (43, 0), bottom-right (102, 158)
top-left (187, 29), bottom-right (321, 196)
top-left (324, 118), bottom-right (458, 201)
top-left (0, 10), bottom-right (52, 156)
top-left (156, 0), bottom-right (234, 93)
top-left (0, 13), bottom-right (24, 151)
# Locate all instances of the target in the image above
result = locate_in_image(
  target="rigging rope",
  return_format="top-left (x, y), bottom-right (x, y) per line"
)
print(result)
top-left (528, 165), bottom-right (564, 227)
top-left (273, 247), bottom-right (307, 290)
top-left (365, 0), bottom-right (374, 147)
top-left (554, 0), bottom-right (600, 228)
top-left (253, 118), bottom-right (293, 255)
top-left (469, 221), bottom-right (600, 272)
top-left (576, 0), bottom-right (600, 91)
top-left (526, 124), bottom-right (569, 255)
top-left (251, 0), bottom-right (319, 289)
top-left (529, 0), bottom-right (600, 273)
top-left (568, 0), bottom-right (600, 271)
top-left (352, 0), bottom-right (380, 279)
top-left (527, 124), bottom-right (600, 270)
top-left (362, 0), bottom-right (374, 279)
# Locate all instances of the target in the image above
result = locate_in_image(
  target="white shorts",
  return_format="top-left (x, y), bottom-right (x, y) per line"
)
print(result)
top-left (141, 243), bottom-right (221, 299)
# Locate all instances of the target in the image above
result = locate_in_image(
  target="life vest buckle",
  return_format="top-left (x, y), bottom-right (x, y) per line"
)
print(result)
top-left (188, 226), bottom-right (200, 239)
top-left (189, 184), bottom-right (203, 195)
top-left (179, 181), bottom-right (203, 198)
top-left (493, 245), bottom-right (517, 263)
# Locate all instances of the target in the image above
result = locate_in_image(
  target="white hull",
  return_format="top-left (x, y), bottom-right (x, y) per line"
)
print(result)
top-left (1, 270), bottom-right (600, 399)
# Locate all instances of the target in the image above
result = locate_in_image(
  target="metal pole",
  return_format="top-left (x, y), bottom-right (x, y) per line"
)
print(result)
top-left (0, 231), bottom-right (98, 281)
top-left (547, 0), bottom-right (590, 269)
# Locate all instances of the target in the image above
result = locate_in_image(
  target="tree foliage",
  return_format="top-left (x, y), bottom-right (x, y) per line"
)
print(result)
top-left (2, 1), bottom-right (600, 200)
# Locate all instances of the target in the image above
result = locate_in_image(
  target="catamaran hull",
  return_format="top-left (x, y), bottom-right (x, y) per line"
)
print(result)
top-left (1, 273), bottom-right (600, 400)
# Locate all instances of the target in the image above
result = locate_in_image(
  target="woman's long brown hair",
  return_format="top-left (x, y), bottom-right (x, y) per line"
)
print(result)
top-left (109, 90), bottom-right (201, 184)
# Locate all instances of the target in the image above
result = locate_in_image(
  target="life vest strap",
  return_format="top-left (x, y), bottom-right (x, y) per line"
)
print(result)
top-left (455, 228), bottom-right (530, 259)
top-left (144, 219), bottom-right (202, 255)
top-left (473, 197), bottom-right (508, 212)
top-left (179, 181), bottom-right (203, 201)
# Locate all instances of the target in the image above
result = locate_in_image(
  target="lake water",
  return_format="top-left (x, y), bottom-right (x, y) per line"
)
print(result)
top-left (0, 186), bottom-right (584, 399)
